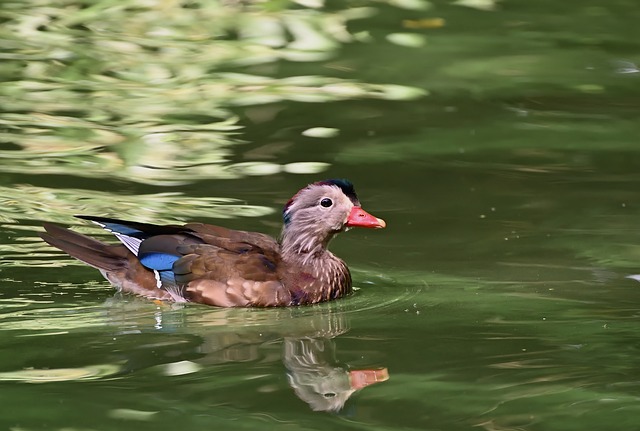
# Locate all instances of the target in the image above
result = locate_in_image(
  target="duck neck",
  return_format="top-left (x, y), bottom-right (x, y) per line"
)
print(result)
top-left (279, 224), bottom-right (335, 264)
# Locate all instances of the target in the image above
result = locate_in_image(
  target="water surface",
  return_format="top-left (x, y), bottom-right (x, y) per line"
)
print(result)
top-left (2, 0), bottom-right (640, 430)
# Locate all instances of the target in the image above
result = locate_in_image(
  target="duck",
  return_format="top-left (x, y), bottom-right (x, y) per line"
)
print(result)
top-left (40, 179), bottom-right (386, 307)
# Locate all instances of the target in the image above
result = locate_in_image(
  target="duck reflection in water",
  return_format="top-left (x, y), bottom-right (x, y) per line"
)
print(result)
top-left (284, 336), bottom-right (388, 412)
top-left (105, 299), bottom-right (389, 412)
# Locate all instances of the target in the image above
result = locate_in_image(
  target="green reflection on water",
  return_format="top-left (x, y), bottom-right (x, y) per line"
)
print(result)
top-left (0, 0), bottom-right (426, 185)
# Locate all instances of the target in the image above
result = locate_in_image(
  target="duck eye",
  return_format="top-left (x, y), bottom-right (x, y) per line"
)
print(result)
top-left (320, 198), bottom-right (333, 208)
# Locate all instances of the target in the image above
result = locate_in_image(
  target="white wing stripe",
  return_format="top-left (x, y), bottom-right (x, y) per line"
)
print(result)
top-left (114, 232), bottom-right (142, 256)
top-left (88, 220), bottom-right (142, 256)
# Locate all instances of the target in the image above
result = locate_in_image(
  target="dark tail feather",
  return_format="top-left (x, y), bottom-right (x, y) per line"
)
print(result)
top-left (40, 223), bottom-right (127, 271)
top-left (75, 215), bottom-right (187, 237)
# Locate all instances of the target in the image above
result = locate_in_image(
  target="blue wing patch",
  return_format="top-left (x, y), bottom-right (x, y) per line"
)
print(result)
top-left (139, 252), bottom-right (180, 271)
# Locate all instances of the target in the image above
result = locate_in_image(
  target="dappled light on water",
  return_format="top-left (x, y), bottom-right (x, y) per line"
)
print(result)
top-left (1, 0), bottom-right (426, 185)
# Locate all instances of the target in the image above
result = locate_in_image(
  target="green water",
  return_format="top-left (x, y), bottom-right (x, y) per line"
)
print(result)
top-left (3, 0), bottom-right (640, 429)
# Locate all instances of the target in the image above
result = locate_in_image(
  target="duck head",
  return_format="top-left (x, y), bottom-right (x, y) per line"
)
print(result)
top-left (280, 179), bottom-right (385, 256)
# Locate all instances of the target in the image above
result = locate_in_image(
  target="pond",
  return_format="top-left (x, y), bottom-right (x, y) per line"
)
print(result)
top-left (2, 0), bottom-right (640, 429)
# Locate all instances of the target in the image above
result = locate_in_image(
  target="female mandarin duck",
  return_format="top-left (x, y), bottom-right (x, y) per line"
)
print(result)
top-left (40, 179), bottom-right (385, 307)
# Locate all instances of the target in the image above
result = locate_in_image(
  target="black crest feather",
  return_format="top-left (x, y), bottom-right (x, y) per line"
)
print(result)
top-left (315, 179), bottom-right (356, 201)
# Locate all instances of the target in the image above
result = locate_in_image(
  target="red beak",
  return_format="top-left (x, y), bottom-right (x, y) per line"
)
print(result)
top-left (346, 206), bottom-right (386, 229)
top-left (348, 368), bottom-right (390, 390)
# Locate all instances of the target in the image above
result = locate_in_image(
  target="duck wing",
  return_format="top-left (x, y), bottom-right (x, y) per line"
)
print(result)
top-left (79, 216), bottom-right (291, 307)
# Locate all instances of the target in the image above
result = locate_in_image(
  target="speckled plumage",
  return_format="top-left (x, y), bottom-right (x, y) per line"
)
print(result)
top-left (40, 180), bottom-right (385, 307)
